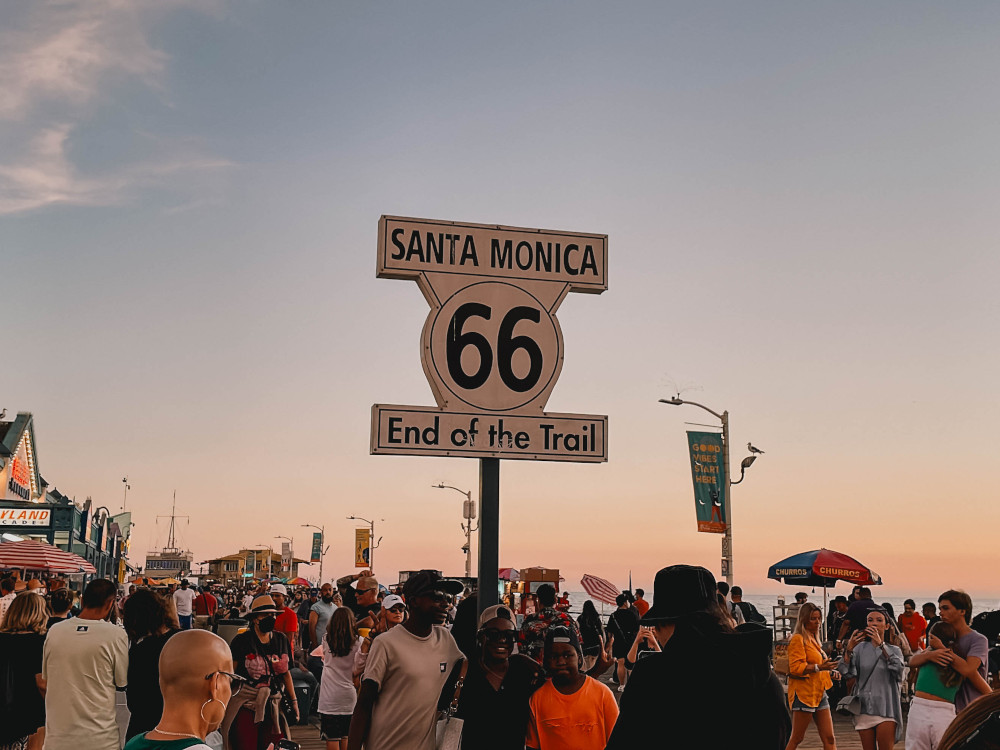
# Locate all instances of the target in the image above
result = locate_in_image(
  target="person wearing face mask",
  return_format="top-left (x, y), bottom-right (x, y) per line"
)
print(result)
top-left (124, 629), bottom-right (240, 750)
top-left (228, 595), bottom-right (298, 750)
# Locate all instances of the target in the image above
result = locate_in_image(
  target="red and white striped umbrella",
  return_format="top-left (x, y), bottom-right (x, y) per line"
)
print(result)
top-left (580, 573), bottom-right (620, 606)
top-left (0, 539), bottom-right (97, 574)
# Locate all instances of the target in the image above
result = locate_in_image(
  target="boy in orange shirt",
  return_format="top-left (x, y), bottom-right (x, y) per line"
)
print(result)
top-left (526, 626), bottom-right (619, 750)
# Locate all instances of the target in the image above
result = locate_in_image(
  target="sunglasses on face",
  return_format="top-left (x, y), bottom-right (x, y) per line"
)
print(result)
top-left (206, 671), bottom-right (248, 690)
top-left (424, 591), bottom-right (454, 604)
top-left (482, 630), bottom-right (516, 645)
top-left (387, 604), bottom-right (406, 613)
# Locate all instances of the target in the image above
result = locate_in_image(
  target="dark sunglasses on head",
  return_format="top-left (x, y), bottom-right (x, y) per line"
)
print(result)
top-left (482, 630), bottom-right (516, 644)
top-left (206, 671), bottom-right (248, 690)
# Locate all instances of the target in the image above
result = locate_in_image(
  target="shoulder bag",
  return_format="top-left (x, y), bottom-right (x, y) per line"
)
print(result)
top-left (836, 645), bottom-right (879, 716)
top-left (435, 659), bottom-right (469, 750)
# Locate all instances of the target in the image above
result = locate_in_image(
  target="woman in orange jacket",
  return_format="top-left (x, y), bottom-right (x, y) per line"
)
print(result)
top-left (786, 602), bottom-right (841, 750)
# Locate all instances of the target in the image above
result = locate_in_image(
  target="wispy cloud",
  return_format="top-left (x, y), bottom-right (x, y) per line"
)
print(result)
top-left (0, 0), bottom-right (166, 121)
top-left (0, 125), bottom-right (233, 215)
top-left (0, 0), bottom-right (231, 215)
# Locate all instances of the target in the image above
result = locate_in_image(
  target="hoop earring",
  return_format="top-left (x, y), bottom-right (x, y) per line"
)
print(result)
top-left (200, 698), bottom-right (226, 724)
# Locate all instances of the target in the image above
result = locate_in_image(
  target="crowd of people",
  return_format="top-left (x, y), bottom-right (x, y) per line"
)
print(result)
top-left (2, 567), bottom-right (1000, 750)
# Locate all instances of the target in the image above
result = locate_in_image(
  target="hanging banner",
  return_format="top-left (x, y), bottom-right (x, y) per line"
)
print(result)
top-left (687, 431), bottom-right (727, 533)
top-left (355, 528), bottom-right (371, 568)
top-left (310, 532), bottom-right (322, 563)
top-left (281, 542), bottom-right (291, 573)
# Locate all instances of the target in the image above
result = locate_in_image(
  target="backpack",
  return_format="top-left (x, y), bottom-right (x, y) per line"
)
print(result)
top-left (736, 601), bottom-right (768, 625)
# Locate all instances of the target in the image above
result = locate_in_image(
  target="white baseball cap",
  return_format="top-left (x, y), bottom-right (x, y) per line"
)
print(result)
top-left (381, 594), bottom-right (405, 610)
top-left (269, 583), bottom-right (288, 595)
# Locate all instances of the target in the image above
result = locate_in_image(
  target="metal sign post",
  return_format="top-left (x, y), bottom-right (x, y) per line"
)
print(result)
top-left (370, 216), bottom-right (608, 614)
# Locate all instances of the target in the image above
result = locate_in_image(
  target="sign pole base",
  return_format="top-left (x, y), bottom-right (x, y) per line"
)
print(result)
top-left (477, 457), bottom-right (500, 615)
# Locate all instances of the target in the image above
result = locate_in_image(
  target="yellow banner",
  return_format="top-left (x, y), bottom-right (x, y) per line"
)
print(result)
top-left (355, 528), bottom-right (371, 568)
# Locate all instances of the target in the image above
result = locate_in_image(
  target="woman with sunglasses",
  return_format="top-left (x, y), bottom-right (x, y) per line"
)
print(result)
top-left (454, 604), bottom-right (546, 750)
top-left (124, 630), bottom-right (239, 750)
top-left (228, 595), bottom-right (298, 750)
top-left (353, 594), bottom-right (406, 677)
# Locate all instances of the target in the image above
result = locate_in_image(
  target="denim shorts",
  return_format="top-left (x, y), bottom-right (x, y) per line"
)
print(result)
top-left (791, 692), bottom-right (831, 713)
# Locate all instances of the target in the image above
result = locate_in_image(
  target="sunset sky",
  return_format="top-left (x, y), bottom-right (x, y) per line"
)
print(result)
top-left (3, 1), bottom-right (998, 599)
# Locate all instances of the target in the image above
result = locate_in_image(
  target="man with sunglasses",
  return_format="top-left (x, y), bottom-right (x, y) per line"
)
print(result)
top-left (455, 604), bottom-right (546, 750)
top-left (348, 570), bottom-right (466, 750)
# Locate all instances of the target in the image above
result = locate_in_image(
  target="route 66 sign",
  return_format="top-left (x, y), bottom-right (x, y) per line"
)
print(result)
top-left (371, 216), bottom-right (608, 462)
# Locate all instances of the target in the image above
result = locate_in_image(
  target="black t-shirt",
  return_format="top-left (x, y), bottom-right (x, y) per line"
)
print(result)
top-left (231, 629), bottom-right (292, 689)
top-left (607, 608), bottom-right (640, 657)
top-left (0, 632), bottom-right (45, 743)
top-left (126, 629), bottom-right (180, 739)
top-left (455, 655), bottom-right (545, 750)
top-left (577, 616), bottom-right (605, 655)
top-left (339, 586), bottom-right (380, 622)
top-left (845, 599), bottom-right (878, 635)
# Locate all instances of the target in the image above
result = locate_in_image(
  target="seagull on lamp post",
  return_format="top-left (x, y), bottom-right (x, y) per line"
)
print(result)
top-left (747, 442), bottom-right (765, 455)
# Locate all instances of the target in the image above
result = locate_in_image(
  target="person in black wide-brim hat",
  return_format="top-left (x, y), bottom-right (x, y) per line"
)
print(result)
top-left (604, 565), bottom-right (792, 750)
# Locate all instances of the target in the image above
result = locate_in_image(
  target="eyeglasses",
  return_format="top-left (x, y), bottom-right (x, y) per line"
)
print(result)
top-left (482, 630), bottom-right (516, 645)
top-left (387, 604), bottom-right (406, 613)
top-left (206, 671), bottom-right (249, 689)
top-left (953, 710), bottom-right (1000, 749)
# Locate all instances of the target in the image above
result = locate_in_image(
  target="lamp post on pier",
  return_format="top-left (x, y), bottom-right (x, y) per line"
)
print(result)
top-left (659, 397), bottom-right (760, 588)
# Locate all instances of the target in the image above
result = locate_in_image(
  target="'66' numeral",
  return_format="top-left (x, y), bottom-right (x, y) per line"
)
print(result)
top-left (447, 303), bottom-right (543, 393)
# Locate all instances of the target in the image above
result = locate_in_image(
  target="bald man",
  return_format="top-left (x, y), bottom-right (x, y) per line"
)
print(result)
top-left (123, 630), bottom-right (237, 750)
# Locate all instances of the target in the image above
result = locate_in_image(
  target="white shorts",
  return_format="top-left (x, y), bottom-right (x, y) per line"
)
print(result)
top-left (904, 696), bottom-right (956, 750)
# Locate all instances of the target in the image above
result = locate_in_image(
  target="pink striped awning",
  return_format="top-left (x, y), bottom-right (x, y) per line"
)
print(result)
top-left (581, 573), bottom-right (620, 605)
top-left (0, 539), bottom-right (97, 574)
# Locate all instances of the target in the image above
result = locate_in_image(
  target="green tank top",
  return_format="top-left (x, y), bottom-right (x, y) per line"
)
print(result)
top-left (915, 662), bottom-right (960, 702)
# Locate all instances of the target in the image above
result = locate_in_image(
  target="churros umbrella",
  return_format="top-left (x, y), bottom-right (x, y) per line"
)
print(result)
top-left (767, 548), bottom-right (883, 621)
top-left (581, 573), bottom-right (620, 606)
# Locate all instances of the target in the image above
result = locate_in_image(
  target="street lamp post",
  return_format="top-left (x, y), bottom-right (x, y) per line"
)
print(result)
top-left (347, 516), bottom-right (382, 571)
top-left (659, 397), bottom-right (759, 588)
top-left (301, 524), bottom-right (326, 584)
top-left (433, 484), bottom-right (477, 578)
top-left (121, 476), bottom-right (130, 512)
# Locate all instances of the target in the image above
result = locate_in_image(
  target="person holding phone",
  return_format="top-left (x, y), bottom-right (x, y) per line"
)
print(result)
top-left (624, 625), bottom-right (661, 671)
top-left (785, 602), bottom-right (840, 750)
top-left (837, 608), bottom-right (904, 749)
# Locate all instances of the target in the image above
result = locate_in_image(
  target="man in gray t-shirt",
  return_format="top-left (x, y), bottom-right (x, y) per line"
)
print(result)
top-left (309, 583), bottom-right (337, 649)
top-left (910, 589), bottom-right (991, 712)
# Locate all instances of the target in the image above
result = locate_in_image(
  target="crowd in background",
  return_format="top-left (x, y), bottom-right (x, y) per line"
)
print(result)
top-left (2, 567), bottom-right (1000, 750)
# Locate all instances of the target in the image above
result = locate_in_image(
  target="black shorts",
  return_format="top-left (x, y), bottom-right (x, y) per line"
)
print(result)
top-left (320, 714), bottom-right (352, 740)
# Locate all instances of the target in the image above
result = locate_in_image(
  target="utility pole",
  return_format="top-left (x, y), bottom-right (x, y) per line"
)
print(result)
top-left (433, 484), bottom-right (477, 578)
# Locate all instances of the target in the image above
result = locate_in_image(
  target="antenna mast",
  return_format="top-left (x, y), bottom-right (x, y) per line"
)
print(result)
top-left (157, 490), bottom-right (190, 552)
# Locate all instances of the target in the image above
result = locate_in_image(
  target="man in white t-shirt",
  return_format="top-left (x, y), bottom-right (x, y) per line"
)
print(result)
top-left (42, 578), bottom-right (129, 750)
top-left (348, 570), bottom-right (466, 750)
top-left (173, 578), bottom-right (197, 629)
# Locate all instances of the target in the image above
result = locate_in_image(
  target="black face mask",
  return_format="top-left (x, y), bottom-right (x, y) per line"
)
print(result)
top-left (257, 616), bottom-right (276, 633)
